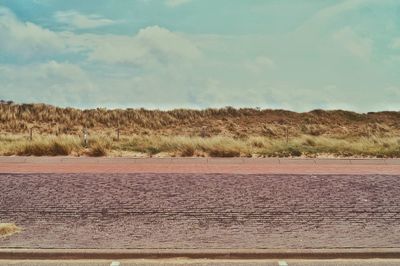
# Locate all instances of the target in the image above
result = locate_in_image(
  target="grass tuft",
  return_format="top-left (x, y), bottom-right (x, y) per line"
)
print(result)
top-left (85, 136), bottom-right (111, 157)
top-left (86, 143), bottom-right (107, 157)
top-left (10, 136), bottom-right (80, 156)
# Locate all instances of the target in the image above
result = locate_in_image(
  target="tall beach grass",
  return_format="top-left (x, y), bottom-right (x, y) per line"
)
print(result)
top-left (1, 133), bottom-right (399, 158)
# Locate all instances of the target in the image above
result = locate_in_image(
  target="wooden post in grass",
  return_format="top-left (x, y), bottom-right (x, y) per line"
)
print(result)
top-left (29, 128), bottom-right (33, 141)
top-left (367, 124), bottom-right (371, 138)
top-left (115, 118), bottom-right (120, 141)
top-left (285, 126), bottom-right (289, 144)
top-left (83, 128), bottom-right (88, 147)
top-left (200, 126), bottom-right (207, 138)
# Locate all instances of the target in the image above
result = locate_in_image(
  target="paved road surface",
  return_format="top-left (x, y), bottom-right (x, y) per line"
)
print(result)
top-left (1, 173), bottom-right (400, 249)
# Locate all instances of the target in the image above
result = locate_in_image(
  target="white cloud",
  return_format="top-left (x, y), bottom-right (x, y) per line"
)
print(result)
top-left (0, 61), bottom-right (95, 106)
top-left (383, 86), bottom-right (400, 97)
top-left (1, 4), bottom-right (399, 112)
top-left (165, 0), bottom-right (191, 7)
top-left (244, 56), bottom-right (276, 73)
top-left (0, 7), bottom-right (64, 57)
top-left (0, 7), bottom-right (199, 67)
top-left (297, 0), bottom-right (394, 33)
top-left (298, 0), bottom-right (363, 32)
top-left (332, 27), bottom-right (372, 60)
top-left (88, 26), bottom-right (201, 66)
top-left (54, 10), bottom-right (116, 29)
top-left (0, 61), bottom-right (87, 81)
top-left (391, 38), bottom-right (400, 49)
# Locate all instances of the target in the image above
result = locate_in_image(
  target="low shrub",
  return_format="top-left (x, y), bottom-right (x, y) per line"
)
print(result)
top-left (208, 148), bottom-right (241, 157)
top-left (86, 143), bottom-right (107, 156)
top-left (181, 146), bottom-right (195, 157)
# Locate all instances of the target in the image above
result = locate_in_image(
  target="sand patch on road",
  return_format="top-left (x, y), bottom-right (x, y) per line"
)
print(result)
top-left (0, 223), bottom-right (21, 237)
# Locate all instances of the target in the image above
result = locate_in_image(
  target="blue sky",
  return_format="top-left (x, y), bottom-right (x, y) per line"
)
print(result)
top-left (0, 0), bottom-right (400, 111)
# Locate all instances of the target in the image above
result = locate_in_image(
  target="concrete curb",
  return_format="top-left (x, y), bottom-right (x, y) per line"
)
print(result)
top-left (1, 249), bottom-right (400, 260)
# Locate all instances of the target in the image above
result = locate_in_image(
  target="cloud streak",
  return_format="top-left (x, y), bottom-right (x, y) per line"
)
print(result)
top-left (165, 0), bottom-right (191, 7)
top-left (54, 10), bottom-right (116, 29)
top-left (332, 27), bottom-right (373, 60)
top-left (392, 38), bottom-right (400, 49)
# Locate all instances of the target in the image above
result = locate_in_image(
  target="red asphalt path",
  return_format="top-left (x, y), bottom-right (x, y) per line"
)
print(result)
top-left (1, 157), bottom-right (400, 174)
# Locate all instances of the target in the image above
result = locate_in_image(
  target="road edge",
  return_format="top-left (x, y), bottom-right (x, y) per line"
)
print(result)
top-left (1, 248), bottom-right (400, 260)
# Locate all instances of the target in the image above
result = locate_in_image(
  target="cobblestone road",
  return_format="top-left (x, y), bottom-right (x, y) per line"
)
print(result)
top-left (1, 173), bottom-right (400, 249)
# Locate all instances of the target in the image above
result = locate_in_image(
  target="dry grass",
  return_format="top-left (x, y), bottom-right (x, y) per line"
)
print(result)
top-left (1, 102), bottom-right (400, 157)
top-left (109, 135), bottom-right (400, 158)
top-left (0, 134), bottom-right (112, 156)
top-left (85, 136), bottom-right (111, 157)
top-left (0, 135), bottom-right (81, 156)
top-left (113, 136), bottom-right (251, 157)
top-left (2, 102), bottom-right (400, 138)
top-left (0, 223), bottom-right (21, 237)
top-left (1, 134), bottom-right (397, 158)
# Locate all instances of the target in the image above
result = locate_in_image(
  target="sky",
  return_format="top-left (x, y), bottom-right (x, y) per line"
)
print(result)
top-left (0, 0), bottom-right (400, 112)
